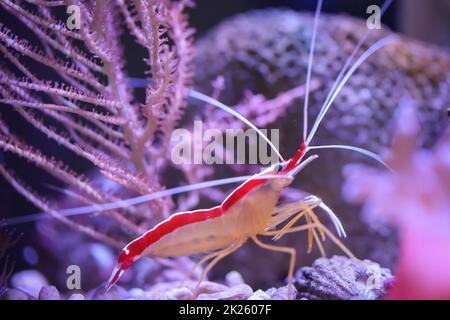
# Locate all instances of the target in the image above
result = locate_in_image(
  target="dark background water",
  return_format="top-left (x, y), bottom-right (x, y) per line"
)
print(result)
top-left (191, 0), bottom-right (398, 35)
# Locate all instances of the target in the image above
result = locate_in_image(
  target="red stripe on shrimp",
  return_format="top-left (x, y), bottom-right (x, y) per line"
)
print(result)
top-left (107, 206), bottom-right (224, 290)
top-left (221, 178), bottom-right (267, 211)
top-left (107, 175), bottom-right (275, 290)
top-left (126, 206), bottom-right (224, 258)
top-left (122, 177), bottom-right (273, 259)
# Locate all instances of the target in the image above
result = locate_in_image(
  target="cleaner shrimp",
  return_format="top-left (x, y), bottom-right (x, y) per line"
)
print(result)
top-left (4, 0), bottom-right (395, 299)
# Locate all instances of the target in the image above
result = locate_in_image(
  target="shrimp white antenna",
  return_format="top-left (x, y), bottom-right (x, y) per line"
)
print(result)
top-left (316, 0), bottom-right (393, 128)
top-left (302, 0), bottom-right (323, 141)
top-left (125, 79), bottom-right (285, 162)
top-left (189, 89), bottom-right (285, 162)
top-left (289, 154), bottom-right (319, 177)
top-left (318, 201), bottom-right (346, 238)
top-left (304, 195), bottom-right (346, 238)
top-left (307, 35), bottom-right (396, 144)
top-left (3, 174), bottom-right (287, 226)
top-left (307, 144), bottom-right (391, 170)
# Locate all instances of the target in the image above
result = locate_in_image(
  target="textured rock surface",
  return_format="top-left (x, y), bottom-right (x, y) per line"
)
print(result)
top-left (247, 289), bottom-right (271, 300)
top-left (38, 285), bottom-right (60, 300)
top-left (197, 284), bottom-right (253, 300)
top-left (267, 285), bottom-right (298, 300)
top-left (3, 261), bottom-right (393, 300)
top-left (195, 10), bottom-right (449, 146)
top-left (295, 256), bottom-right (394, 300)
top-left (68, 293), bottom-right (85, 300)
top-left (3, 288), bottom-right (32, 300)
top-left (194, 9), bottom-right (450, 282)
top-left (10, 270), bottom-right (48, 298)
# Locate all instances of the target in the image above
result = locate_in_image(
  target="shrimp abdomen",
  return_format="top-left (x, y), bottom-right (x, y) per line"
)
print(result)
top-left (144, 183), bottom-right (282, 257)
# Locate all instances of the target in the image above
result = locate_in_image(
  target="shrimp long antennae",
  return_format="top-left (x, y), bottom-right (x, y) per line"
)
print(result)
top-left (306, 35), bottom-right (397, 145)
top-left (307, 145), bottom-right (391, 170)
top-left (318, 0), bottom-right (393, 126)
top-left (289, 154), bottom-right (318, 177)
top-left (189, 90), bottom-right (285, 162)
top-left (302, 0), bottom-right (323, 141)
top-left (124, 79), bottom-right (285, 162)
top-left (319, 201), bottom-right (346, 238)
top-left (3, 174), bottom-right (288, 226)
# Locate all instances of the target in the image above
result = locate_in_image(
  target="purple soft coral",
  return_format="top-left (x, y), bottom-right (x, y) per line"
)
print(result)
top-left (343, 102), bottom-right (450, 299)
top-left (0, 0), bottom-right (195, 247)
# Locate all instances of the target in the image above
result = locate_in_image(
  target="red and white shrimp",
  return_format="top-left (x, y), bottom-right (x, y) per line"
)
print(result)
top-left (105, 145), bottom-right (345, 297)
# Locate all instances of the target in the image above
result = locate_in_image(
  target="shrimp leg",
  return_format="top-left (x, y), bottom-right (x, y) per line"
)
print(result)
top-left (180, 249), bottom-right (230, 287)
top-left (193, 240), bottom-right (245, 298)
top-left (264, 217), bottom-right (325, 257)
top-left (270, 195), bottom-right (346, 238)
top-left (269, 208), bottom-right (332, 257)
top-left (262, 224), bottom-right (312, 236)
top-left (268, 200), bottom-right (326, 255)
top-left (263, 223), bottom-right (356, 260)
top-left (305, 207), bottom-right (327, 256)
top-left (251, 235), bottom-right (297, 300)
top-left (268, 198), bottom-right (320, 229)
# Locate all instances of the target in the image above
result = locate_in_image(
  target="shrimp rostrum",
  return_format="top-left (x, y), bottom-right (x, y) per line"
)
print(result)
top-left (101, 0), bottom-right (394, 298)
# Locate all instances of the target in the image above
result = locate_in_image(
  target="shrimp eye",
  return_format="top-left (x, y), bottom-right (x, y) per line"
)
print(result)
top-left (276, 164), bottom-right (284, 172)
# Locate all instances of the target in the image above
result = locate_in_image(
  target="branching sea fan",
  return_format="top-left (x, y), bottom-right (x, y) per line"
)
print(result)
top-left (0, 0), bottom-right (195, 249)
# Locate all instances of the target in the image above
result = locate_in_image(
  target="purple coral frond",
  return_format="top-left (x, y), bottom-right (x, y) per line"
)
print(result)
top-left (0, 0), bottom-right (194, 245)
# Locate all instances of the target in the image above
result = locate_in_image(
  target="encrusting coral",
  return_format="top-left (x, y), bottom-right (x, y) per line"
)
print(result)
top-left (4, 267), bottom-right (297, 300)
top-left (296, 255), bottom-right (393, 300)
top-left (5, 256), bottom-right (394, 300)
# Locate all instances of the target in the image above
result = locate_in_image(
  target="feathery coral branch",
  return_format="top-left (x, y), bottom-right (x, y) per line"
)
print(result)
top-left (0, 0), bottom-right (194, 246)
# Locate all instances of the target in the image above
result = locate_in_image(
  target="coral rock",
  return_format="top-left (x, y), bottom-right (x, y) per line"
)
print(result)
top-left (10, 270), bottom-right (48, 298)
top-left (4, 288), bottom-right (32, 300)
top-left (197, 284), bottom-right (253, 300)
top-left (247, 289), bottom-right (271, 300)
top-left (225, 271), bottom-right (245, 287)
top-left (295, 256), bottom-right (393, 300)
top-left (165, 287), bottom-right (193, 300)
top-left (138, 282), bottom-right (191, 300)
top-left (38, 285), bottom-right (60, 300)
top-left (268, 285), bottom-right (298, 300)
top-left (140, 280), bottom-right (233, 300)
top-left (192, 281), bottom-right (229, 295)
top-left (88, 285), bottom-right (129, 300)
top-left (68, 293), bottom-right (85, 300)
